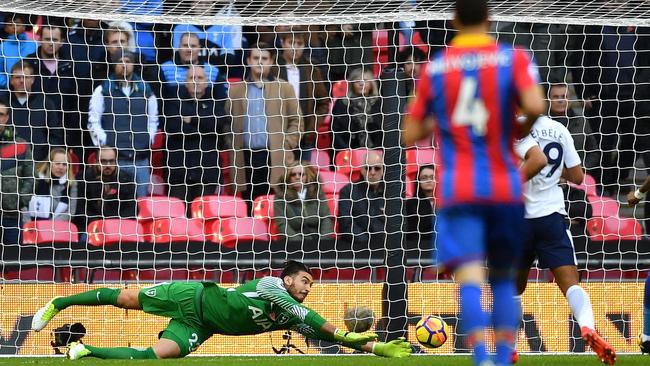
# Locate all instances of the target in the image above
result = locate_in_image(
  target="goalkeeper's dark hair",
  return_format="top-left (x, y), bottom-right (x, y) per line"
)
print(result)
top-left (281, 260), bottom-right (312, 279)
top-left (455, 0), bottom-right (489, 26)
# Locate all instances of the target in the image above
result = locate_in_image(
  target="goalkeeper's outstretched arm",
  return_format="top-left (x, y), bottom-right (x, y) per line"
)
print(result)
top-left (255, 276), bottom-right (411, 357)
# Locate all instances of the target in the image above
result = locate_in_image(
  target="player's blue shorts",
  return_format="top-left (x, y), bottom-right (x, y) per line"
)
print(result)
top-left (521, 212), bottom-right (577, 269)
top-left (436, 203), bottom-right (526, 272)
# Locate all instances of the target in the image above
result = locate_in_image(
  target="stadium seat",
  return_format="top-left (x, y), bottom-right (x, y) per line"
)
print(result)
top-left (334, 148), bottom-right (369, 182)
top-left (568, 173), bottom-right (598, 197)
top-left (252, 194), bottom-right (279, 240)
top-left (587, 216), bottom-right (643, 241)
top-left (148, 217), bottom-right (206, 244)
top-left (309, 149), bottom-right (332, 170)
top-left (87, 219), bottom-right (143, 247)
top-left (587, 195), bottom-right (620, 217)
top-left (191, 195), bottom-right (248, 220)
top-left (22, 220), bottom-right (79, 245)
top-left (317, 170), bottom-right (350, 195)
top-left (137, 196), bottom-right (186, 220)
top-left (206, 217), bottom-right (270, 248)
top-left (406, 148), bottom-right (436, 181)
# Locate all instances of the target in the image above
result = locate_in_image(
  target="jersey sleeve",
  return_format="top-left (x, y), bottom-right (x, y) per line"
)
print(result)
top-left (256, 277), bottom-right (328, 332)
top-left (407, 63), bottom-right (434, 122)
top-left (561, 126), bottom-right (582, 168)
top-left (512, 49), bottom-right (540, 94)
top-left (514, 134), bottom-right (538, 160)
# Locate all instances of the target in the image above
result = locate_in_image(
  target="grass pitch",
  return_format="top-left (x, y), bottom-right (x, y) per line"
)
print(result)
top-left (0, 355), bottom-right (647, 366)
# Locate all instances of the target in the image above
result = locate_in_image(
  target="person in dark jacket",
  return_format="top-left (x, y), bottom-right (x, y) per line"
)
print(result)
top-left (338, 150), bottom-right (385, 251)
top-left (164, 65), bottom-right (227, 205)
top-left (87, 50), bottom-right (159, 198)
top-left (0, 99), bottom-right (33, 246)
top-left (25, 24), bottom-right (93, 158)
top-left (0, 60), bottom-right (63, 163)
top-left (74, 146), bottom-right (137, 230)
top-left (331, 68), bottom-right (382, 155)
top-left (404, 165), bottom-right (436, 255)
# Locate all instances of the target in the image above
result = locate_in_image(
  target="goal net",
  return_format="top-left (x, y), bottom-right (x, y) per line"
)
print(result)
top-left (0, 0), bottom-right (648, 357)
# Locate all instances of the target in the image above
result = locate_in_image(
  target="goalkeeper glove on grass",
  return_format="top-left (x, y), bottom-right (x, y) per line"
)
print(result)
top-left (333, 328), bottom-right (378, 345)
top-left (372, 337), bottom-right (412, 358)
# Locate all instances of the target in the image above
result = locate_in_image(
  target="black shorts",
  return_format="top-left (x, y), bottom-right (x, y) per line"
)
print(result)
top-left (521, 212), bottom-right (577, 270)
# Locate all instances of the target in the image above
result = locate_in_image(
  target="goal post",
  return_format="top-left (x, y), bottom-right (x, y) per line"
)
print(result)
top-left (0, 0), bottom-right (648, 357)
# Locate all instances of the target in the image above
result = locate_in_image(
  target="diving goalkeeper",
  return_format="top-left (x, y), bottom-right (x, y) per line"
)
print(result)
top-left (32, 260), bottom-right (411, 359)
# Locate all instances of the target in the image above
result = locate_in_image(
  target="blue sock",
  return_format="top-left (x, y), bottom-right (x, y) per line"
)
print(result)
top-left (643, 273), bottom-right (650, 335)
top-left (491, 279), bottom-right (518, 365)
top-left (460, 284), bottom-right (488, 365)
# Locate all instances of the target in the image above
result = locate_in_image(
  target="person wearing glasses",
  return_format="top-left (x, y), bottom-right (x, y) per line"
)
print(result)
top-left (338, 150), bottom-right (386, 252)
top-left (273, 161), bottom-right (334, 244)
top-left (28, 148), bottom-right (77, 222)
top-left (73, 146), bottom-right (137, 230)
top-left (404, 165), bottom-right (436, 256)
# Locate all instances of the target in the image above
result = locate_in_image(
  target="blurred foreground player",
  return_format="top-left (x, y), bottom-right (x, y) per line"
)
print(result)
top-left (403, 0), bottom-right (545, 364)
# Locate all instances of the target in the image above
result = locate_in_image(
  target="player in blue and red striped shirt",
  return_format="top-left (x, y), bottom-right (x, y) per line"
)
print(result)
top-left (404, 1), bottom-right (545, 365)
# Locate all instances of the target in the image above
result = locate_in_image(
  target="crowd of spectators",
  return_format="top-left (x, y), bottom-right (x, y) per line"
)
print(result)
top-left (0, 10), bottom-right (648, 259)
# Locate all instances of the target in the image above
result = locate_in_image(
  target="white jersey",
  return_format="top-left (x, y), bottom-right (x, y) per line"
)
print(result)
top-left (514, 116), bottom-right (582, 219)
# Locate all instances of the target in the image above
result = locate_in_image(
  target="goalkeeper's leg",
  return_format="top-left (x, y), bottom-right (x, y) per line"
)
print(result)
top-left (67, 338), bottom-right (180, 360)
top-left (32, 288), bottom-right (140, 331)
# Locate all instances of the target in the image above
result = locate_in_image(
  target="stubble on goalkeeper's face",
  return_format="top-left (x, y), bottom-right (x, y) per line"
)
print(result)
top-left (283, 271), bottom-right (314, 303)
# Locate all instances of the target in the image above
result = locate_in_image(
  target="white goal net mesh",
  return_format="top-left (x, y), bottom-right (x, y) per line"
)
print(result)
top-left (0, 0), bottom-right (648, 357)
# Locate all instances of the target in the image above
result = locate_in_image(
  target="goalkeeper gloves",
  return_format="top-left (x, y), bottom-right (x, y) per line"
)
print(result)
top-left (372, 337), bottom-right (413, 358)
top-left (333, 328), bottom-right (378, 345)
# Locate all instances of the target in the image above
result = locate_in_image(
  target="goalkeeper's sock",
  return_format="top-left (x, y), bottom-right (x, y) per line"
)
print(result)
top-left (565, 285), bottom-right (595, 330)
top-left (85, 345), bottom-right (157, 359)
top-left (644, 274), bottom-right (650, 336)
top-left (491, 279), bottom-right (518, 365)
top-left (53, 288), bottom-right (120, 310)
top-left (459, 284), bottom-right (488, 365)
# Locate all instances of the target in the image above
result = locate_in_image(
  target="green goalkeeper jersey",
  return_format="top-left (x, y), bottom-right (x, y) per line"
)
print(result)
top-left (201, 277), bottom-right (333, 341)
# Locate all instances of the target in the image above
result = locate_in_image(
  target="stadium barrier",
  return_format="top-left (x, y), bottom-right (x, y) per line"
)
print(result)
top-left (1, 282), bottom-right (643, 355)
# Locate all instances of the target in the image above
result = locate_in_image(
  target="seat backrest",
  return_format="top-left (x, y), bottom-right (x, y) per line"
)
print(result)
top-left (22, 220), bottom-right (79, 245)
top-left (138, 196), bottom-right (186, 220)
top-left (587, 196), bottom-right (619, 218)
top-left (252, 195), bottom-right (274, 221)
top-left (207, 217), bottom-right (270, 247)
top-left (309, 149), bottom-right (332, 170)
top-left (587, 216), bottom-right (643, 241)
top-left (87, 219), bottom-right (142, 247)
top-left (151, 217), bottom-right (205, 244)
top-left (191, 195), bottom-right (248, 220)
top-left (334, 148), bottom-right (368, 182)
top-left (317, 170), bottom-right (350, 194)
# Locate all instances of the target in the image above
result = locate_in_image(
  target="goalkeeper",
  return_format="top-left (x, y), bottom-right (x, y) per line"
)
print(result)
top-left (32, 260), bottom-right (411, 359)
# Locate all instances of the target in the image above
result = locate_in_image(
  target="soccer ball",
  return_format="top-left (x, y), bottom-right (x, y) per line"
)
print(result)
top-left (415, 315), bottom-right (449, 348)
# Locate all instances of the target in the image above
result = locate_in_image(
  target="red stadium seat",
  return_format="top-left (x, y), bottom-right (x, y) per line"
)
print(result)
top-left (190, 195), bottom-right (248, 220)
top-left (309, 149), bottom-right (332, 170)
top-left (317, 170), bottom-right (350, 195)
top-left (206, 217), bottom-right (270, 248)
top-left (137, 196), bottom-right (186, 220)
top-left (148, 217), bottom-right (206, 244)
top-left (568, 173), bottom-right (598, 197)
top-left (252, 195), bottom-right (279, 239)
top-left (406, 148), bottom-right (436, 181)
top-left (22, 220), bottom-right (79, 245)
top-left (587, 216), bottom-right (643, 241)
top-left (334, 148), bottom-right (369, 182)
top-left (587, 195), bottom-right (620, 218)
top-left (87, 219), bottom-right (143, 247)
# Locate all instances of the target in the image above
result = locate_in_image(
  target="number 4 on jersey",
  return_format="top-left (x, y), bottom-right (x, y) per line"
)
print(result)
top-left (452, 77), bottom-right (489, 136)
